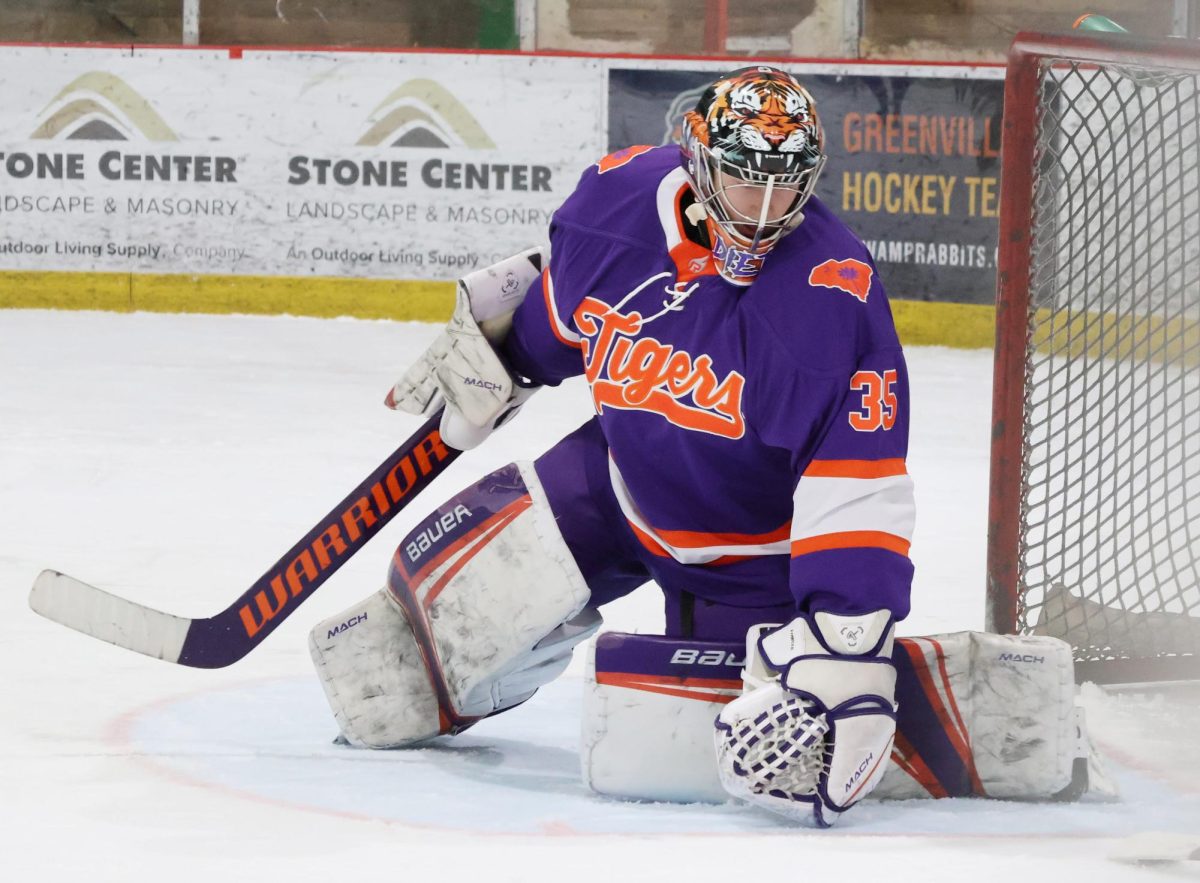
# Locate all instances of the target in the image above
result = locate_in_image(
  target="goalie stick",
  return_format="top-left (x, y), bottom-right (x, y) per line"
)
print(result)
top-left (29, 411), bottom-right (459, 668)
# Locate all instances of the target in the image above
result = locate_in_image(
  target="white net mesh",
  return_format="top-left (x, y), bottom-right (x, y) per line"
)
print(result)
top-left (1017, 53), bottom-right (1200, 671)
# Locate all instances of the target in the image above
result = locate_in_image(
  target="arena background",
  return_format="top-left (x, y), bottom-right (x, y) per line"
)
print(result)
top-left (0, 0), bottom-right (1190, 348)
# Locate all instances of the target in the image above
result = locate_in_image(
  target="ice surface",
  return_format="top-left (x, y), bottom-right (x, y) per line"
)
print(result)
top-left (1, 310), bottom-right (1197, 881)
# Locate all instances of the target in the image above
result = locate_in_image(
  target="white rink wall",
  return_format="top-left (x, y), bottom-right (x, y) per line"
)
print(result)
top-left (0, 46), bottom-right (1001, 284)
top-left (0, 47), bottom-right (601, 279)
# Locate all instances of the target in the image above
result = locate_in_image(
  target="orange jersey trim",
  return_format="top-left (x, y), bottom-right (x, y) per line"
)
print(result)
top-left (653, 522), bottom-right (791, 549)
top-left (541, 268), bottom-right (583, 350)
top-left (669, 239), bottom-right (716, 283)
top-left (667, 182), bottom-right (717, 283)
top-left (626, 519), bottom-right (672, 558)
top-left (803, 458), bottom-right (908, 479)
top-left (790, 530), bottom-right (911, 557)
top-left (625, 520), bottom-right (756, 567)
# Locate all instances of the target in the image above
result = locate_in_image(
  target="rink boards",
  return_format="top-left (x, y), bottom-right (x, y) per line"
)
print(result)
top-left (0, 44), bottom-right (1005, 346)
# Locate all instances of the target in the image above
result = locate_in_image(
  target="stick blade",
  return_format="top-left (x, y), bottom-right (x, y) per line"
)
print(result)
top-left (30, 569), bottom-right (191, 664)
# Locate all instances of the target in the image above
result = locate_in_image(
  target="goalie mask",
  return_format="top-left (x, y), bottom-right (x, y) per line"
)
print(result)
top-left (680, 66), bottom-right (826, 285)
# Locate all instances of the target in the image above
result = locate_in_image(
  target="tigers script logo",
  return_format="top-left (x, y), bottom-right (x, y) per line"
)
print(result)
top-left (574, 295), bottom-right (746, 439)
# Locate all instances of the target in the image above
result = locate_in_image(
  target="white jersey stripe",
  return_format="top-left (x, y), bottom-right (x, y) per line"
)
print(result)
top-left (656, 166), bottom-right (691, 250)
top-left (608, 457), bottom-right (790, 563)
top-left (791, 473), bottom-right (916, 542)
top-left (543, 267), bottom-right (582, 345)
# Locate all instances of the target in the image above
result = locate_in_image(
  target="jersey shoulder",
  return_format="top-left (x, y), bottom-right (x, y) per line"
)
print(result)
top-left (746, 196), bottom-right (901, 373)
top-left (553, 145), bottom-right (683, 247)
top-left (547, 145), bottom-right (709, 316)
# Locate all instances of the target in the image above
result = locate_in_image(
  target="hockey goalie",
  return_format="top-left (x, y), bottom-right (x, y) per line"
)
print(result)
top-left (307, 66), bottom-right (1108, 826)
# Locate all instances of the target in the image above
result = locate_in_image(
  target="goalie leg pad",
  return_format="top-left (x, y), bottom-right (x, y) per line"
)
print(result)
top-left (579, 631), bottom-right (1108, 810)
top-left (309, 461), bottom-right (595, 747)
top-left (308, 587), bottom-right (438, 747)
top-left (582, 632), bottom-right (746, 803)
top-left (876, 631), bottom-right (1102, 800)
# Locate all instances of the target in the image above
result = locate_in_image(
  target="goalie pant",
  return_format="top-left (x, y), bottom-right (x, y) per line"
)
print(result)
top-left (309, 411), bottom-right (883, 749)
top-left (306, 435), bottom-right (790, 748)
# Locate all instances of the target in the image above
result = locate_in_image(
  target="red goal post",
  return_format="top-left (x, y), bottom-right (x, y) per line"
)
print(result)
top-left (987, 30), bottom-right (1200, 684)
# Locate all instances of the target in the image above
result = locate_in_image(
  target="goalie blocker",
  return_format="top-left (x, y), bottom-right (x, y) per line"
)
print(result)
top-left (583, 629), bottom-right (1113, 807)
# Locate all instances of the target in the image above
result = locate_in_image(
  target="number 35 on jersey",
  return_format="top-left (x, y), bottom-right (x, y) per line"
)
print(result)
top-left (849, 369), bottom-right (898, 432)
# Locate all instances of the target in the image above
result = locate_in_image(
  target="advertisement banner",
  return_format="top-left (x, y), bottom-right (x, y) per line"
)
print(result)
top-left (0, 47), bottom-right (1005, 308)
top-left (607, 65), bottom-right (1004, 304)
top-left (0, 46), bottom-right (604, 281)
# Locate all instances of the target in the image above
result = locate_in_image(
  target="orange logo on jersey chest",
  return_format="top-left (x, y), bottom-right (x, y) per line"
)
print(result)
top-left (809, 258), bottom-right (873, 302)
top-left (596, 145), bottom-right (654, 174)
top-left (574, 296), bottom-right (745, 439)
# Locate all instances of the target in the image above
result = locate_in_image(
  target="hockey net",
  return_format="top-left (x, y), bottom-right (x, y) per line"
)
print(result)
top-left (987, 31), bottom-right (1200, 684)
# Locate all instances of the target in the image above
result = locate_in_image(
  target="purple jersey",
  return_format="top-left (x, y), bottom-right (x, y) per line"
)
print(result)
top-left (503, 145), bottom-right (914, 618)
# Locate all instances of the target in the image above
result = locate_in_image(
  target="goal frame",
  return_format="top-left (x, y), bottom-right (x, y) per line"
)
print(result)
top-left (986, 30), bottom-right (1200, 684)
